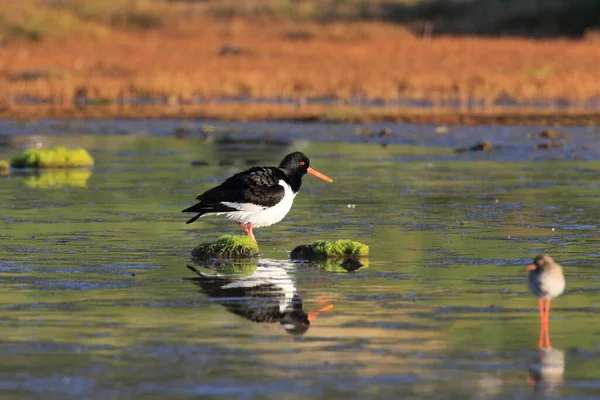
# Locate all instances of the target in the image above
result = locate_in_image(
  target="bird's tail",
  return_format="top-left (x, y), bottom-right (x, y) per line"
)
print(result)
top-left (182, 202), bottom-right (237, 224)
top-left (186, 264), bottom-right (204, 276)
top-left (181, 203), bottom-right (206, 224)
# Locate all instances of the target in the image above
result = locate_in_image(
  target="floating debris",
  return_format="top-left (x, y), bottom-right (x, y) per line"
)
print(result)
top-left (528, 129), bottom-right (571, 140)
top-left (378, 128), bottom-right (392, 137)
top-left (435, 126), bottom-right (449, 134)
top-left (352, 127), bottom-right (373, 137)
top-left (11, 147), bottom-right (94, 168)
top-left (200, 125), bottom-right (216, 135)
top-left (174, 126), bottom-right (191, 139)
top-left (534, 142), bottom-right (565, 150)
top-left (190, 235), bottom-right (260, 259)
top-left (454, 141), bottom-right (492, 153)
top-left (0, 134), bottom-right (11, 147)
top-left (190, 160), bottom-right (209, 167)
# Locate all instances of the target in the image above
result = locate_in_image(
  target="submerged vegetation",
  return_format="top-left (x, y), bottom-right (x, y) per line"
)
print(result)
top-left (10, 147), bottom-right (94, 169)
top-left (190, 235), bottom-right (260, 259)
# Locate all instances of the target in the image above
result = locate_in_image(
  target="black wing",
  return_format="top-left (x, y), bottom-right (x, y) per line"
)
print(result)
top-left (182, 167), bottom-right (286, 223)
top-left (186, 266), bottom-right (284, 323)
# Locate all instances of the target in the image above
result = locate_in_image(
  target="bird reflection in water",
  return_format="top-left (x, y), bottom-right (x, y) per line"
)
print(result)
top-left (527, 348), bottom-right (565, 393)
top-left (185, 259), bottom-right (333, 336)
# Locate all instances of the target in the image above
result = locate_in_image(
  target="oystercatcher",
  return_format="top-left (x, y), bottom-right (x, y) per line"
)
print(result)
top-left (185, 262), bottom-right (333, 335)
top-left (182, 152), bottom-right (333, 243)
top-left (527, 254), bottom-right (566, 348)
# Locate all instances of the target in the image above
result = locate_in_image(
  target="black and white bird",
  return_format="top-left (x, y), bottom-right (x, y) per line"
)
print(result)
top-left (182, 152), bottom-right (333, 243)
top-left (185, 262), bottom-right (333, 335)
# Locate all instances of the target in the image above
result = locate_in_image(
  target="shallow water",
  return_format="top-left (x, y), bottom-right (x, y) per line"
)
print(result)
top-left (1, 122), bottom-right (600, 399)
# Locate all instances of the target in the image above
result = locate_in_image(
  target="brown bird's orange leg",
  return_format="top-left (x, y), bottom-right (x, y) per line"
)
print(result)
top-left (537, 298), bottom-right (545, 349)
top-left (544, 299), bottom-right (552, 348)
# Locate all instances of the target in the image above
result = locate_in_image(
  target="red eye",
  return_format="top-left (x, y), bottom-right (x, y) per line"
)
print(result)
top-left (300, 161), bottom-right (306, 166)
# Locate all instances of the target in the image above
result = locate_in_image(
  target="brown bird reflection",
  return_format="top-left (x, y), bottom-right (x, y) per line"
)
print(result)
top-left (185, 259), bottom-right (333, 336)
top-left (527, 348), bottom-right (565, 393)
top-left (527, 254), bottom-right (565, 349)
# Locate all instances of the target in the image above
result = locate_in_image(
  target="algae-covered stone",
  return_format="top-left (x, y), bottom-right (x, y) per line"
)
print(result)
top-left (0, 160), bottom-right (8, 176)
top-left (191, 235), bottom-right (260, 259)
top-left (290, 239), bottom-right (369, 260)
top-left (11, 146), bottom-right (94, 169)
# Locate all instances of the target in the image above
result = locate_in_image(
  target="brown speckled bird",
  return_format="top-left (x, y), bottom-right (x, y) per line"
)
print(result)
top-left (527, 254), bottom-right (566, 348)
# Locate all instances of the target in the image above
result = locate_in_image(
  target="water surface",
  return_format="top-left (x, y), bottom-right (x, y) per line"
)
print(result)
top-left (1, 123), bottom-right (599, 399)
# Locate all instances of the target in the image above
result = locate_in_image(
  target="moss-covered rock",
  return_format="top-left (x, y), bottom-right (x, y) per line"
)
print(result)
top-left (190, 235), bottom-right (260, 259)
top-left (11, 146), bottom-right (94, 169)
top-left (0, 160), bottom-right (8, 176)
top-left (290, 239), bottom-right (369, 260)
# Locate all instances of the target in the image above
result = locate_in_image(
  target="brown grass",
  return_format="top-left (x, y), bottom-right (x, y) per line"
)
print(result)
top-left (0, 16), bottom-right (599, 121)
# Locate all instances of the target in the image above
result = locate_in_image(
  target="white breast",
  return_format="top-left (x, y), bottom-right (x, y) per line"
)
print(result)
top-left (219, 179), bottom-right (296, 228)
top-left (221, 265), bottom-right (295, 312)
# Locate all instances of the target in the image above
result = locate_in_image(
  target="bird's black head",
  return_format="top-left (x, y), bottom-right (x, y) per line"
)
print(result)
top-left (529, 254), bottom-right (554, 271)
top-left (278, 152), bottom-right (333, 193)
top-left (279, 152), bottom-right (310, 174)
top-left (279, 294), bottom-right (311, 336)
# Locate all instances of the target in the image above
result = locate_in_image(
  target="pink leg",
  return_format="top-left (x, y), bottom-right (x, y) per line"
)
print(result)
top-left (237, 222), bottom-right (249, 235)
top-left (544, 299), bottom-right (552, 348)
top-left (537, 299), bottom-right (544, 349)
top-left (246, 223), bottom-right (257, 243)
top-left (237, 222), bottom-right (257, 243)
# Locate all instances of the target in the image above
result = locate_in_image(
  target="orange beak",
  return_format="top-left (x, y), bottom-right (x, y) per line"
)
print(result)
top-left (307, 304), bottom-right (334, 322)
top-left (526, 264), bottom-right (536, 271)
top-left (307, 167), bottom-right (333, 183)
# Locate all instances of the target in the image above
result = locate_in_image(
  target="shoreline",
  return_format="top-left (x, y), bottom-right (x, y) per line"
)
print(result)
top-left (1, 105), bottom-right (598, 127)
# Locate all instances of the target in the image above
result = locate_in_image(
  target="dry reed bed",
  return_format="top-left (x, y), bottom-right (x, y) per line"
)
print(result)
top-left (1, 18), bottom-right (599, 112)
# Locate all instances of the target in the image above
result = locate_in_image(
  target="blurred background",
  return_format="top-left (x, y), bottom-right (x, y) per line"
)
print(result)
top-left (1, 0), bottom-right (599, 122)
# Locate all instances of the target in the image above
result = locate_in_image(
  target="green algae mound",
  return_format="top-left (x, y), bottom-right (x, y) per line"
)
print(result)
top-left (290, 239), bottom-right (369, 273)
top-left (290, 239), bottom-right (369, 260)
top-left (11, 147), bottom-right (94, 169)
top-left (190, 235), bottom-right (260, 259)
top-left (0, 160), bottom-right (8, 176)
